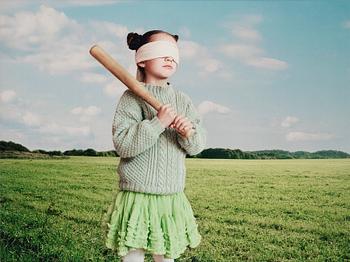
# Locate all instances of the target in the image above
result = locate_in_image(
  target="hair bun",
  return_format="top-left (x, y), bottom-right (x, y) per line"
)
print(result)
top-left (127, 32), bottom-right (143, 50)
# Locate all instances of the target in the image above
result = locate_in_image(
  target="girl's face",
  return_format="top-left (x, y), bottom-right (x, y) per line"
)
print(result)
top-left (137, 34), bottom-right (178, 80)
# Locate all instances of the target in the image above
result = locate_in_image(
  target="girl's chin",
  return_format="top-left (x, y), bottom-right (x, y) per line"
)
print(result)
top-left (158, 73), bottom-right (174, 78)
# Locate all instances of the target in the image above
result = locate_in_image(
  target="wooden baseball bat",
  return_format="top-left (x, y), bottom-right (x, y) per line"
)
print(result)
top-left (89, 44), bottom-right (193, 138)
top-left (89, 44), bottom-right (162, 111)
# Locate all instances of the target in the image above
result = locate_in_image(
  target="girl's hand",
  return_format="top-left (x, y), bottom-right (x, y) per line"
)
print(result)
top-left (170, 114), bottom-right (195, 138)
top-left (157, 104), bottom-right (177, 128)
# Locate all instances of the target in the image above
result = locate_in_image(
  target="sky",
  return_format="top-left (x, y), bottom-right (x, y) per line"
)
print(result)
top-left (0, 0), bottom-right (349, 153)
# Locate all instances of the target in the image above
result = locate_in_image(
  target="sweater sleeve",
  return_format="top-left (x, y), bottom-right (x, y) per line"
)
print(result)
top-left (176, 96), bottom-right (207, 156)
top-left (112, 90), bottom-right (165, 158)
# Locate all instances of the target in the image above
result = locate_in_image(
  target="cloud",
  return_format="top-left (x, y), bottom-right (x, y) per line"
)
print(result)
top-left (22, 111), bottom-right (42, 127)
top-left (0, 90), bottom-right (17, 103)
top-left (89, 21), bottom-right (128, 39)
top-left (0, 5), bottom-right (81, 51)
top-left (240, 14), bottom-right (263, 25)
top-left (178, 26), bottom-right (191, 39)
top-left (281, 116), bottom-right (299, 128)
top-left (0, 0), bottom-right (122, 11)
top-left (38, 122), bottom-right (91, 136)
top-left (0, 4), bottom-right (229, 83)
top-left (58, 0), bottom-right (122, 6)
top-left (246, 57), bottom-right (288, 70)
top-left (79, 72), bottom-right (108, 84)
top-left (0, 4), bottom-right (133, 76)
top-left (219, 14), bottom-right (288, 71)
top-left (197, 100), bottom-right (232, 115)
top-left (342, 20), bottom-right (350, 29)
top-left (17, 42), bottom-right (96, 74)
top-left (218, 44), bottom-right (263, 60)
top-left (286, 131), bottom-right (334, 142)
top-left (71, 105), bottom-right (101, 122)
top-left (231, 25), bottom-right (262, 43)
top-left (0, 91), bottom-right (92, 138)
top-left (178, 39), bottom-right (230, 77)
top-left (103, 80), bottom-right (127, 98)
top-left (0, 102), bottom-right (42, 127)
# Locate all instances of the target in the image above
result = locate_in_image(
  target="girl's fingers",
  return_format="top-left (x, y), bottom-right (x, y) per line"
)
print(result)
top-left (177, 118), bottom-right (191, 129)
top-left (171, 115), bottom-right (193, 131)
top-left (175, 118), bottom-right (186, 129)
top-left (173, 115), bottom-right (183, 125)
top-left (178, 123), bottom-right (191, 132)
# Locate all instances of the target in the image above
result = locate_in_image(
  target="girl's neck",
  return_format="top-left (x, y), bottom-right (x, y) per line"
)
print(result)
top-left (143, 76), bottom-right (169, 87)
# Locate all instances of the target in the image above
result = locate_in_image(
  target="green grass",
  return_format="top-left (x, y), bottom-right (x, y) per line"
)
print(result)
top-left (1, 157), bottom-right (349, 261)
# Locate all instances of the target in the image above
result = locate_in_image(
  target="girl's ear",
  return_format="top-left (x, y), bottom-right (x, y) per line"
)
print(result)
top-left (137, 62), bottom-right (145, 68)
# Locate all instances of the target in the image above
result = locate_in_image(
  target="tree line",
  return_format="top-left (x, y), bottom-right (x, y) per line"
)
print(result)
top-left (1, 140), bottom-right (349, 159)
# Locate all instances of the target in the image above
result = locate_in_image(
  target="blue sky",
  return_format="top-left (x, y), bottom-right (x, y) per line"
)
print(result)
top-left (0, 0), bottom-right (349, 153)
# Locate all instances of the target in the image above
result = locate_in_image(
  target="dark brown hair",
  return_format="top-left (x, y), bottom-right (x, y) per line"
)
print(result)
top-left (127, 29), bottom-right (179, 51)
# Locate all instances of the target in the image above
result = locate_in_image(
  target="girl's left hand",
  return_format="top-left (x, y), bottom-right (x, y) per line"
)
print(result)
top-left (170, 114), bottom-right (195, 137)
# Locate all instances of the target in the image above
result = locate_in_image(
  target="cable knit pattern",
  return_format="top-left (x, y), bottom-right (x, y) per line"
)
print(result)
top-left (112, 81), bottom-right (207, 195)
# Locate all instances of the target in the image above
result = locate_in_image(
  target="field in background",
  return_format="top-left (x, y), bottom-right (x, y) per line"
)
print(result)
top-left (1, 157), bottom-right (349, 261)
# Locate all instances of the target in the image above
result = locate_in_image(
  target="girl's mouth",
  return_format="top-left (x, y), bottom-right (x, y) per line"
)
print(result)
top-left (163, 65), bottom-right (173, 69)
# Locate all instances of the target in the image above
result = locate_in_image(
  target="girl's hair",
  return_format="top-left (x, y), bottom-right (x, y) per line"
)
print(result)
top-left (127, 30), bottom-right (179, 81)
top-left (127, 29), bottom-right (179, 51)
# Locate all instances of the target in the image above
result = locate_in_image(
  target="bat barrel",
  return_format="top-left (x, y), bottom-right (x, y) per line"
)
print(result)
top-left (89, 44), bottom-right (162, 111)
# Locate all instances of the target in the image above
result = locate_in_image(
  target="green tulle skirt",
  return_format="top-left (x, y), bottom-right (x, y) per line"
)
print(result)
top-left (102, 190), bottom-right (202, 259)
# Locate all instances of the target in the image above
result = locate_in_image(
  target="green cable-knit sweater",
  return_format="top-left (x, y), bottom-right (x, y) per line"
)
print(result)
top-left (112, 81), bottom-right (207, 195)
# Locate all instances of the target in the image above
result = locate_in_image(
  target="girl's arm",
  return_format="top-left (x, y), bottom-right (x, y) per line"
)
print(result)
top-left (112, 90), bottom-right (165, 158)
top-left (176, 97), bottom-right (207, 156)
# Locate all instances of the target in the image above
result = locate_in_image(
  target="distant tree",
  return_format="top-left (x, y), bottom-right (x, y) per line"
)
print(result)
top-left (84, 148), bottom-right (97, 156)
top-left (47, 151), bottom-right (63, 156)
top-left (0, 140), bottom-right (30, 152)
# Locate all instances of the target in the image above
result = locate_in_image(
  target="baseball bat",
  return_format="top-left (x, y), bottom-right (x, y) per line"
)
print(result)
top-left (89, 44), bottom-right (193, 138)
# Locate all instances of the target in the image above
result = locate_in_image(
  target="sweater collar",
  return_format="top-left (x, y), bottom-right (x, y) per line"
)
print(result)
top-left (140, 81), bottom-right (173, 95)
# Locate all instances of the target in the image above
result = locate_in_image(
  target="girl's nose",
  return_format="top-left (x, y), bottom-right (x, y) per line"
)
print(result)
top-left (164, 56), bottom-right (175, 63)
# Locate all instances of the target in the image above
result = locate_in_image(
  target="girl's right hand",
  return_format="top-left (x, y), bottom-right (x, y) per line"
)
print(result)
top-left (157, 103), bottom-right (177, 128)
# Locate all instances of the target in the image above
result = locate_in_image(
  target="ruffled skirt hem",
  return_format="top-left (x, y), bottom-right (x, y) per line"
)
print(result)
top-left (102, 190), bottom-right (202, 259)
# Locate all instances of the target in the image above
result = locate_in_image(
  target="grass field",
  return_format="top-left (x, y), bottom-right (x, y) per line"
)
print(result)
top-left (1, 157), bottom-right (349, 261)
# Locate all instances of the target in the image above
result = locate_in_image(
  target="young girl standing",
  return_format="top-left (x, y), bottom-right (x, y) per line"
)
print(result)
top-left (102, 29), bottom-right (207, 262)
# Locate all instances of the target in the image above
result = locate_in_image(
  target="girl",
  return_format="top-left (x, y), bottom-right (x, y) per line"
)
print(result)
top-left (102, 29), bottom-right (207, 262)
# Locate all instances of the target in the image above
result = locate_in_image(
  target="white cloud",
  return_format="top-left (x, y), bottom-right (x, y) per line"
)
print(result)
top-left (0, 90), bottom-right (17, 103)
top-left (0, 5), bottom-right (80, 51)
top-left (0, 91), bottom-right (92, 138)
top-left (71, 105), bottom-right (101, 122)
top-left (219, 44), bottom-right (263, 60)
top-left (0, 104), bottom-right (44, 127)
top-left (286, 131), bottom-right (334, 142)
top-left (17, 42), bottom-right (95, 74)
top-left (58, 0), bottom-right (121, 6)
top-left (281, 116), bottom-right (299, 128)
top-left (246, 57), bottom-right (288, 70)
top-left (38, 121), bottom-right (91, 136)
top-left (89, 21), bottom-right (128, 39)
top-left (197, 58), bottom-right (221, 73)
top-left (79, 72), bottom-right (108, 84)
top-left (104, 80), bottom-right (127, 98)
top-left (178, 40), bottom-right (201, 59)
top-left (0, 5), bottom-right (133, 76)
top-left (22, 111), bottom-right (42, 127)
top-left (0, 0), bottom-right (121, 11)
top-left (231, 25), bottom-right (262, 43)
top-left (240, 14), bottom-right (263, 25)
top-left (178, 26), bottom-right (191, 38)
top-left (197, 100), bottom-right (232, 115)
top-left (0, 129), bottom-right (25, 141)
top-left (178, 39), bottom-right (226, 76)
top-left (343, 20), bottom-right (350, 29)
top-left (219, 14), bottom-right (288, 71)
